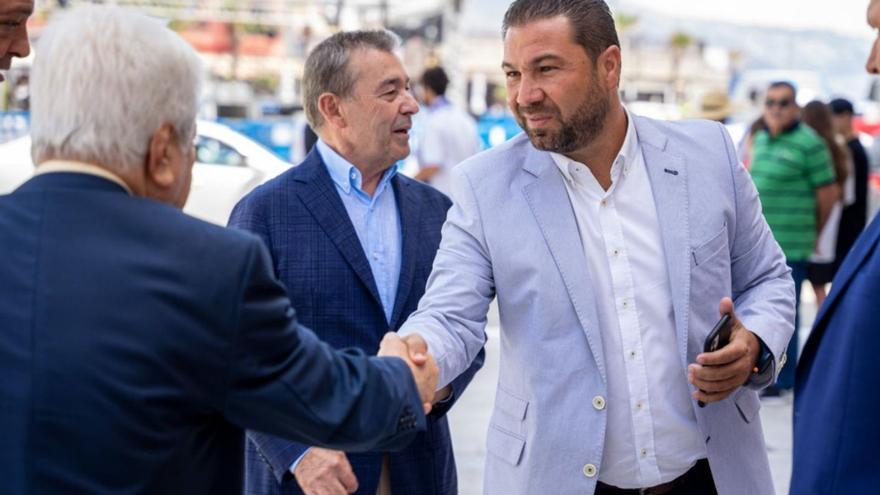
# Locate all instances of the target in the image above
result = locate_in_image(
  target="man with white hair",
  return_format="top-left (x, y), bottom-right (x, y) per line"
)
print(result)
top-left (0, 6), bottom-right (439, 495)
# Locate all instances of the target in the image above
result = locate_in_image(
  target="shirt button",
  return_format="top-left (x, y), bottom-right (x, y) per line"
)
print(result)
top-left (629, 350), bottom-right (637, 359)
top-left (592, 396), bottom-right (606, 411)
top-left (612, 248), bottom-right (620, 257)
top-left (601, 199), bottom-right (608, 207)
top-left (640, 448), bottom-right (648, 458)
top-left (635, 400), bottom-right (644, 411)
top-left (582, 464), bottom-right (597, 478)
top-left (622, 300), bottom-right (629, 309)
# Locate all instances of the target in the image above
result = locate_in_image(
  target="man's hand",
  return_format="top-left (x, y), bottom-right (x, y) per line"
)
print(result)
top-left (688, 297), bottom-right (761, 405)
top-left (378, 332), bottom-right (438, 414)
top-left (293, 448), bottom-right (358, 495)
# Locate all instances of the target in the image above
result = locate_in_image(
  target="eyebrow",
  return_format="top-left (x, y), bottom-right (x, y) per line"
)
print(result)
top-left (375, 76), bottom-right (408, 93)
top-left (502, 53), bottom-right (566, 70)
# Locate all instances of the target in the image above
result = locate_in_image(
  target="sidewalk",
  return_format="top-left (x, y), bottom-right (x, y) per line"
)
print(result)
top-left (449, 291), bottom-right (818, 495)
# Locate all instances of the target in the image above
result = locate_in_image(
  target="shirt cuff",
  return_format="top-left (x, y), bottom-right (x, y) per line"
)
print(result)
top-left (288, 448), bottom-right (311, 476)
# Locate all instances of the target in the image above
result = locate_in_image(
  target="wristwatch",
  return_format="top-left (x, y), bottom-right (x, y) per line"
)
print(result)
top-left (753, 339), bottom-right (773, 376)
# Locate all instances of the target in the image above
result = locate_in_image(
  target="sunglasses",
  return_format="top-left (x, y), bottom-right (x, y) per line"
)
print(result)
top-left (765, 98), bottom-right (793, 109)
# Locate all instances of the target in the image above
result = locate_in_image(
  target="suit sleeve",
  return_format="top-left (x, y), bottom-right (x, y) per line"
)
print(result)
top-left (718, 123), bottom-right (796, 386)
top-left (222, 238), bottom-right (426, 452)
top-left (399, 168), bottom-right (495, 388)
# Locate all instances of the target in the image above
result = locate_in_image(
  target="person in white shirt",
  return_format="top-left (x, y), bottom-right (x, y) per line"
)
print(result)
top-left (396, 0), bottom-right (795, 494)
top-left (414, 67), bottom-right (481, 195)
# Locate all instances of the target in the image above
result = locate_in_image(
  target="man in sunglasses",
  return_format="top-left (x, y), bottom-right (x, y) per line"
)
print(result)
top-left (749, 81), bottom-right (837, 396)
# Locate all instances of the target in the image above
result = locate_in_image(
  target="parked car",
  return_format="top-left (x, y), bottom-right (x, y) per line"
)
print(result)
top-left (0, 120), bottom-right (291, 225)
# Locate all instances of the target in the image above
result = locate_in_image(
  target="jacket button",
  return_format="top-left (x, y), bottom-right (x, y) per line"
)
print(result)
top-left (592, 396), bottom-right (606, 410)
top-left (583, 464), bottom-right (597, 477)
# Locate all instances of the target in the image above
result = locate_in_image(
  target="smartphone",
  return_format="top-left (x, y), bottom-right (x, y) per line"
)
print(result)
top-left (698, 313), bottom-right (733, 407)
top-left (703, 313), bottom-right (732, 353)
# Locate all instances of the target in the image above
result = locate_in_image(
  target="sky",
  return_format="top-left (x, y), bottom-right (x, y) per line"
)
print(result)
top-left (615, 0), bottom-right (873, 38)
top-left (464, 0), bottom-right (875, 39)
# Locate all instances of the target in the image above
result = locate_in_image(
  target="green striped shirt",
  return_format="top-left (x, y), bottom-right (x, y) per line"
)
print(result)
top-left (750, 123), bottom-right (835, 261)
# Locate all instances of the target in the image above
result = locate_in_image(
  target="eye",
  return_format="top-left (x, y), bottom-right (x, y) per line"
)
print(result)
top-left (539, 66), bottom-right (557, 73)
top-left (505, 70), bottom-right (520, 79)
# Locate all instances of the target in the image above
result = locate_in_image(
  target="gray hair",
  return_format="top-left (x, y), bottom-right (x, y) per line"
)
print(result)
top-left (502, 0), bottom-right (620, 61)
top-left (30, 5), bottom-right (203, 173)
top-left (303, 30), bottom-right (400, 129)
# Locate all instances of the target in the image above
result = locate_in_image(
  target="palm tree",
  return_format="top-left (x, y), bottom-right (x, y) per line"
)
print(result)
top-left (669, 31), bottom-right (693, 104)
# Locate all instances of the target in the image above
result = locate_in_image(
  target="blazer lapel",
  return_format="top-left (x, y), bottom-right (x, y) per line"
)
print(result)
top-left (636, 117), bottom-right (692, 367)
top-left (811, 215), bottom-right (880, 337)
top-left (388, 176), bottom-right (422, 330)
top-left (295, 151), bottom-right (383, 308)
top-left (522, 148), bottom-right (607, 383)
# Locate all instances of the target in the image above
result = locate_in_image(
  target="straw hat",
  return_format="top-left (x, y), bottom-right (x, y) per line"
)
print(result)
top-left (697, 90), bottom-right (734, 121)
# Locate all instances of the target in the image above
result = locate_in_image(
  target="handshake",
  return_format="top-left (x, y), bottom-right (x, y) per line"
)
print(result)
top-left (378, 333), bottom-right (445, 414)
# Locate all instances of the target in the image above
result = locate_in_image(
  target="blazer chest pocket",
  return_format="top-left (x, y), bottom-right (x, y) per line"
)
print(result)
top-left (692, 223), bottom-right (728, 267)
top-left (487, 386), bottom-right (528, 466)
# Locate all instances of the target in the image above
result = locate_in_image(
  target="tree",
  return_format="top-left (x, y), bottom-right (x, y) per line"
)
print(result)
top-left (669, 31), bottom-right (693, 103)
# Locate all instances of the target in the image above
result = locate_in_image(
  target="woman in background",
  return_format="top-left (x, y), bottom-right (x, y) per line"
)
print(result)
top-left (803, 100), bottom-right (851, 307)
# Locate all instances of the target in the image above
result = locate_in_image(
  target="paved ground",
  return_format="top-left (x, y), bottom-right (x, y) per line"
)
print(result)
top-left (448, 290), bottom-right (818, 495)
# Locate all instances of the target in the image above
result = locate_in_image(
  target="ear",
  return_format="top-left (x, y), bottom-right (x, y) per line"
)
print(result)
top-left (145, 123), bottom-right (177, 189)
top-left (597, 45), bottom-right (622, 90)
top-left (317, 92), bottom-right (347, 129)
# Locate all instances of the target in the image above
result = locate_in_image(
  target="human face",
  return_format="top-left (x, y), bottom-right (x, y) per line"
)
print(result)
top-left (337, 48), bottom-right (418, 171)
top-left (0, 0), bottom-right (33, 82)
top-left (867, 0), bottom-right (880, 74)
top-left (831, 113), bottom-right (852, 138)
top-left (502, 16), bottom-right (612, 154)
top-left (762, 86), bottom-right (798, 135)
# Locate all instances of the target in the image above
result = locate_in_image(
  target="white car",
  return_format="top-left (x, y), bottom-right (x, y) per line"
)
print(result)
top-left (0, 120), bottom-right (292, 225)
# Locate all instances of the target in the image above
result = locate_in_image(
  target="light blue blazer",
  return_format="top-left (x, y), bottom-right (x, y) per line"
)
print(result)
top-left (399, 115), bottom-right (795, 495)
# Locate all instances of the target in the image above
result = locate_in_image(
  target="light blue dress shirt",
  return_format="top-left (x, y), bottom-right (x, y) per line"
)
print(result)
top-left (316, 139), bottom-right (402, 324)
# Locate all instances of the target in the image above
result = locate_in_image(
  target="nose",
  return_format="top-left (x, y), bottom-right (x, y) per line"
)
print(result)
top-left (401, 90), bottom-right (419, 116)
top-left (11, 24), bottom-right (30, 59)
top-left (515, 75), bottom-right (544, 108)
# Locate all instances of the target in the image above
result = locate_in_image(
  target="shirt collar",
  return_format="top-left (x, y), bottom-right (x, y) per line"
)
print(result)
top-left (34, 160), bottom-right (134, 195)
top-left (550, 107), bottom-right (640, 186)
top-left (316, 138), bottom-right (398, 199)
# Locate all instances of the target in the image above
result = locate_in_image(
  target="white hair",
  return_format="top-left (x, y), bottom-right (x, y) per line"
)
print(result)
top-left (30, 5), bottom-right (203, 172)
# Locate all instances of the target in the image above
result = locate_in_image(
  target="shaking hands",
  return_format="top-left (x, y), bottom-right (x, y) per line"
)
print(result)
top-left (378, 333), bottom-right (440, 414)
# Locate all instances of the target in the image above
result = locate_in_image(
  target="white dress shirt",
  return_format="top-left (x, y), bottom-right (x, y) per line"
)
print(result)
top-left (550, 110), bottom-right (706, 488)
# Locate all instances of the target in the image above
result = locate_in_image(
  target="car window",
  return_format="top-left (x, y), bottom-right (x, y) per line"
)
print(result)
top-left (195, 135), bottom-right (245, 167)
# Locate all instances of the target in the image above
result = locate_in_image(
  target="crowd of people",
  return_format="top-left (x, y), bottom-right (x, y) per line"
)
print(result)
top-left (1, 0), bottom-right (879, 494)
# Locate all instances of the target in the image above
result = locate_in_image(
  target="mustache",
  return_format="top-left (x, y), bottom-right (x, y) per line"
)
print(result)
top-left (516, 102), bottom-right (560, 117)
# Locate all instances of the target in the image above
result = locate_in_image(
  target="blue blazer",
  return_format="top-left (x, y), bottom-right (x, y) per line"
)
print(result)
top-left (229, 150), bottom-right (484, 495)
top-left (792, 213), bottom-right (880, 493)
top-left (0, 172), bottom-right (426, 495)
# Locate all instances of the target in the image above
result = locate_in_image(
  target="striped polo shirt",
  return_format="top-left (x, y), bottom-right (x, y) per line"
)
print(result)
top-left (750, 122), bottom-right (835, 262)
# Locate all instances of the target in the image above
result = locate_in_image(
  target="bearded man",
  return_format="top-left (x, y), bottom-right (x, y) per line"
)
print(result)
top-left (395, 1), bottom-right (795, 494)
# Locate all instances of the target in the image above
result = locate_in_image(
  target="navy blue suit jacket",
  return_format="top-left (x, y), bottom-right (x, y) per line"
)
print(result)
top-left (229, 150), bottom-right (484, 495)
top-left (0, 173), bottom-right (426, 495)
top-left (792, 213), bottom-right (880, 493)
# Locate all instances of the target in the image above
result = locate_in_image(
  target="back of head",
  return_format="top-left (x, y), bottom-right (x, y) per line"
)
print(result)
top-left (502, 0), bottom-right (619, 61)
top-left (30, 5), bottom-right (202, 173)
top-left (421, 67), bottom-right (449, 97)
top-left (302, 30), bottom-right (399, 130)
top-left (802, 100), bottom-right (848, 185)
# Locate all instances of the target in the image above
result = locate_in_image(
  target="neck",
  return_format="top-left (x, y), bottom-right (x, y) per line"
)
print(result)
top-left (319, 133), bottom-right (390, 197)
top-left (563, 104), bottom-right (628, 191)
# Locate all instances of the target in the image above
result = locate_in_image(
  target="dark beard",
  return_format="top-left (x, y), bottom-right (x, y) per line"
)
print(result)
top-left (515, 83), bottom-right (610, 153)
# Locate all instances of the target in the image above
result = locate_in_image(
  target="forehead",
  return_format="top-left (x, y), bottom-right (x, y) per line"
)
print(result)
top-left (767, 85), bottom-right (794, 99)
top-left (348, 47), bottom-right (406, 89)
top-left (0, 0), bottom-right (34, 17)
top-left (503, 16), bottom-right (584, 63)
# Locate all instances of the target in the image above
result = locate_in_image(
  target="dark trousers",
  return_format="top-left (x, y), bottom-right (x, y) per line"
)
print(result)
top-left (776, 260), bottom-right (807, 390)
top-left (595, 459), bottom-right (716, 495)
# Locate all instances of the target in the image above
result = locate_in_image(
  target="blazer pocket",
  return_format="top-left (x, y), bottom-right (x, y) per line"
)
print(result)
top-left (734, 388), bottom-right (761, 423)
top-left (692, 223), bottom-right (728, 267)
top-left (487, 424), bottom-right (526, 467)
